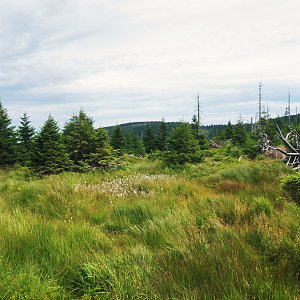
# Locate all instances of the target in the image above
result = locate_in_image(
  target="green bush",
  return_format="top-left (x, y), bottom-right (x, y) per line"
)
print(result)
top-left (163, 150), bottom-right (204, 167)
top-left (222, 144), bottom-right (242, 158)
top-left (281, 173), bottom-right (300, 204)
top-left (7, 166), bottom-right (33, 181)
top-left (163, 123), bottom-right (203, 167)
top-left (242, 140), bottom-right (261, 159)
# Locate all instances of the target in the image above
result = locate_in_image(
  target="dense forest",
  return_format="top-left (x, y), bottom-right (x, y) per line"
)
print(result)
top-left (105, 121), bottom-right (229, 140)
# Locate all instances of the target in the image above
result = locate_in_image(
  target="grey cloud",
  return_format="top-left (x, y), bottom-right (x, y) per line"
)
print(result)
top-left (1, 0), bottom-right (300, 128)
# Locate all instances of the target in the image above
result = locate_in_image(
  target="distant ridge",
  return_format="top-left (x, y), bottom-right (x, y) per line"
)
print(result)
top-left (104, 121), bottom-right (180, 137)
top-left (104, 121), bottom-right (227, 139)
top-left (103, 113), bottom-right (300, 139)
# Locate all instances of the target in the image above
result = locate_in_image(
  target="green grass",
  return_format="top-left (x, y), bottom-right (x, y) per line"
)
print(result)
top-left (0, 157), bottom-right (299, 299)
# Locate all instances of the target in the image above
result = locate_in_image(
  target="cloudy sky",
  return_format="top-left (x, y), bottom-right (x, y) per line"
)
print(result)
top-left (1, 0), bottom-right (300, 128)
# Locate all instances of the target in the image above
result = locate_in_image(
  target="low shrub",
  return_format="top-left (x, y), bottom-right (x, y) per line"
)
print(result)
top-left (281, 173), bottom-right (300, 204)
top-left (163, 150), bottom-right (204, 167)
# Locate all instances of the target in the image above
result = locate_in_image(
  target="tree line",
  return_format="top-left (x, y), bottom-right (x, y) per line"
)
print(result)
top-left (0, 102), bottom-right (210, 173)
top-left (0, 101), bottom-right (295, 174)
top-left (0, 102), bottom-right (119, 174)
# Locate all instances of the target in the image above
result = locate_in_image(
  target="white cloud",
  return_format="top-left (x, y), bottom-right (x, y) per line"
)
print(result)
top-left (0, 0), bottom-right (300, 127)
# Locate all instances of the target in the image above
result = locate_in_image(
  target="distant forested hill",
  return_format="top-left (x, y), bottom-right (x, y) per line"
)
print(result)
top-left (104, 121), bottom-right (227, 139)
top-left (104, 122), bottom-right (180, 138)
top-left (104, 114), bottom-right (300, 140)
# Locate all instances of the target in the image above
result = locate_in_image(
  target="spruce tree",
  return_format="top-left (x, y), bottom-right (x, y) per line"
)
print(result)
top-left (190, 115), bottom-right (208, 150)
top-left (124, 132), bottom-right (145, 156)
top-left (63, 110), bottom-right (97, 165)
top-left (191, 115), bottom-right (198, 137)
top-left (198, 130), bottom-right (209, 150)
top-left (95, 127), bottom-right (110, 148)
top-left (110, 125), bottom-right (124, 151)
top-left (164, 123), bottom-right (203, 166)
top-left (33, 115), bottom-right (71, 175)
top-left (258, 110), bottom-right (279, 144)
top-left (17, 113), bottom-right (35, 166)
top-left (0, 102), bottom-right (17, 166)
top-left (86, 128), bottom-right (118, 169)
top-left (143, 124), bottom-right (156, 153)
top-left (132, 136), bottom-right (145, 156)
top-left (224, 121), bottom-right (234, 140)
top-left (157, 119), bottom-right (168, 151)
top-left (233, 117), bottom-right (248, 146)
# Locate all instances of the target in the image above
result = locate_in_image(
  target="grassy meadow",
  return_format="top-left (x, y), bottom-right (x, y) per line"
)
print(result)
top-left (0, 156), bottom-right (300, 299)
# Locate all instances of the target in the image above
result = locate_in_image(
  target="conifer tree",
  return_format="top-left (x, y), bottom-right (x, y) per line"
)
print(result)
top-left (164, 123), bottom-right (203, 166)
top-left (0, 102), bottom-right (17, 166)
top-left (33, 115), bottom-right (71, 175)
top-left (124, 132), bottom-right (145, 156)
top-left (110, 125), bottom-right (124, 151)
top-left (191, 115), bottom-right (198, 137)
top-left (258, 110), bottom-right (279, 144)
top-left (190, 115), bottom-right (208, 150)
top-left (198, 131), bottom-right (209, 150)
top-left (86, 128), bottom-right (118, 169)
top-left (132, 136), bottom-right (145, 156)
top-left (17, 113), bottom-right (35, 166)
top-left (95, 127), bottom-right (110, 148)
top-left (63, 110), bottom-right (97, 165)
top-left (224, 121), bottom-right (234, 140)
top-left (157, 119), bottom-right (168, 151)
top-left (143, 124), bottom-right (156, 153)
top-left (233, 117), bottom-right (248, 146)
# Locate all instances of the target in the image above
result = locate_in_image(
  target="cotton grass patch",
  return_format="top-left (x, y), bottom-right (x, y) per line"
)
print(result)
top-left (73, 173), bottom-right (176, 197)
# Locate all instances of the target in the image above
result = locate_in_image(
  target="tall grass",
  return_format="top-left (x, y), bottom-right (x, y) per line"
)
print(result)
top-left (0, 157), bottom-right (299, 299)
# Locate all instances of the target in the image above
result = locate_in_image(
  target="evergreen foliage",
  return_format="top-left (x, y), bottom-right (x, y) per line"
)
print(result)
top-left (32, 116), bottom-right (71, 175)
top-left (95, 127), bottom-right (110, 148)
top-left (143, 124), bottom-right (156, 153)
top-left (63, 110), bottom-right (97, 165)
top-left (124, 132), bottom-right (145, 156)
top-left (110, 125), bottom-right (125, 151)
top-left (198, 130), bottom-right (209, 150)
top-left (257, 110), bottom-right (280, 145)
top-left (224, 121), bottom-right (234, 140)
top-left (0, 102), bottom-right (17, 166)
top-left (233, 118), bottom-right (248, 146)
top-left (85, 128), bottom-right (119, 170)
top-left (2, 101), bottom-right (300, 173)
top-left (281, 173), bottom-right (300, 204)
top-left (156, 119), bottom-right (168, 151)
top-left (191, 115), bottom-right (198, 137)
top-left (190, 115), bottom-right (208, 150)
top-left (105, 121), bottom-right (180, 138)
top-left (17, 113), bottom-right (35, 166)
top-left (164, 123), bottom-right (203, 166)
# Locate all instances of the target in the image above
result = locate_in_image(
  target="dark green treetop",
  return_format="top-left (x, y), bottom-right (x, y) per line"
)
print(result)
top-left (0, 102), bottom-right (17, 166)
top-left (233, 117), bottom-right (248, 146)
top-left (17, 113), bottom-right (35, 166)
top-left (124, 132), bottom-right (145, 156)
top-left (33, 115), bottom-right (71, 175)
top-left (190, 115), bottom-right (208, 150)
top-left (156, 119), bottom-right (168, 151)
top-left (63, 109), bottom-right (97, 165)
top-left (224, 121), bottom-right (234, 140)
top-left (143, 124), bottom-right (156, 153)
top-left (110, 125), bottom-right (125, 151)
top-left (198, 130), bottom-right (209, 150)
top-left (164, 122), bottom-right (203, 166)
top-left (86, 127), bottom-right (119, 169)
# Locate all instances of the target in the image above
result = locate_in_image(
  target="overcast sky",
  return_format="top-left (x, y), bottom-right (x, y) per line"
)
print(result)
top-left (1, 0), bottom-right (300, 128)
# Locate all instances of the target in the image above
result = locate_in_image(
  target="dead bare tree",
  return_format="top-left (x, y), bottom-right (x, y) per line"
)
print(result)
top-left (261, 124), bottom-right (300, 170)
